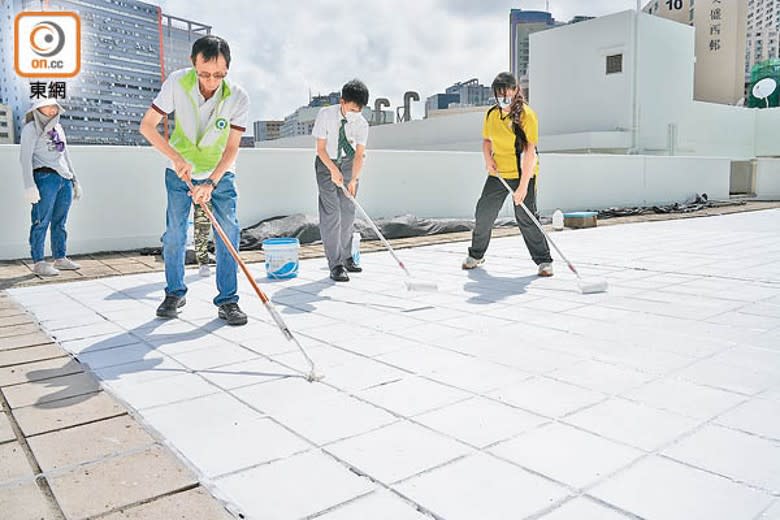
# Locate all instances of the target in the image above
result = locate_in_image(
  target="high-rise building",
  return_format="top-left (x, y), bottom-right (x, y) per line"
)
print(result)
top-left (0, 0), bottom-right (211, 145)
top-left (254, 120), bottom-right (283, 142)
top-left (509, 9), bottom-right (594, 99)
top-left (445, 78), bottom-right (492, 106)
top-left (643, 0), bottom-right (695, 23)
top-left (0, 104), bottom-right (14, 144)
top-left (280, 106), bottom-right (321, 139)
top-left (643, 0), bottom-right (749, 104)
top-left (425, 79), bottom-right (492, 118)
top-left (425, 93), bottom-right (460, 115)
top-left (509, 10), bottom-right (559, 82)
top-left (160, 14), bottom-right (210, 76)
top-left (309, 92), bottom-right (341, 107)
top-left (746, 0), bottom-right (780, 75)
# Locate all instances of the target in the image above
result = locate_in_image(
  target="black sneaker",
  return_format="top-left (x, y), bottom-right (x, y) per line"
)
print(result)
top-left (218, 302), bottom-right (248, 326)
top-left (156, 295), bottom-right (186, 319)
top-left (344, 258), bottom-right (363, 273)
top-left (330, 265), bottom-right (350, 282)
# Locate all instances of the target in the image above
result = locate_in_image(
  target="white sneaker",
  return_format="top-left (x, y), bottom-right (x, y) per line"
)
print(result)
top-left (537, 262), bottom-right (554, 277)
top-left (33, 261), bottom-right (60, 277)
top-left (53, 257), bottom-right (81, 270)
top-left (462, 255), bottom-right (485, 270)
top-left (198, 264), bottom-right (211, 277)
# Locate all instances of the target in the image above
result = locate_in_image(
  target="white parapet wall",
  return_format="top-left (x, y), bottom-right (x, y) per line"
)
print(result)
top-left (535, 154), bottom-right (730, 211)
top-left (755, 110), bottom-right (780, 159)
top-left (0, 145), bottom-right (730, 260)
top-left (756, 158), bottom-right (780, 200)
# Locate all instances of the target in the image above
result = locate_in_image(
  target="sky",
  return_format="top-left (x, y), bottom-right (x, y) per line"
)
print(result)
top-left (156, 0), bottom-right (641, 125)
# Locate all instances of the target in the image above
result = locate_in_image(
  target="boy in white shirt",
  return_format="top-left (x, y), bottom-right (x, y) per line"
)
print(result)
top-left (311, 80), bottom-right (370, 282)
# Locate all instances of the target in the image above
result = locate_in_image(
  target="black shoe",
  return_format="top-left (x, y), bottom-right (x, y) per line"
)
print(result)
top-left (330, 265), bottom-right (350, 282)
top-left (218, 302), bottom-right (248, 326)
top-left (344, 258), bottom-right (363, 273)
top-left (156, 295), bottom-right (185, 319)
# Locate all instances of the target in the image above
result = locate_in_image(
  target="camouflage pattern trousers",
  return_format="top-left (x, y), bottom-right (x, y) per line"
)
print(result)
top-left (193, 201), bottom-right (213, 265)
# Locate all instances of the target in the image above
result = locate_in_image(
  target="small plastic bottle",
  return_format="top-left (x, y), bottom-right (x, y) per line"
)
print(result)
top-left (351, 232), bottom-right (362, 265)
top-left (552, 209), bottom-right (564, 231)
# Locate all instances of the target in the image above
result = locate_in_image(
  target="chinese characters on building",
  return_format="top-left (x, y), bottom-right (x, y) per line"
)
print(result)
top-left (710, 0), bottom-right (722, 52)
top-left (29, 81), bottom-right (67, 100)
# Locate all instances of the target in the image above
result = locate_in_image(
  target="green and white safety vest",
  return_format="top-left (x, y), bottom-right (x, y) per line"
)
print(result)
top-left (152, 68), bottom-right (249, 178)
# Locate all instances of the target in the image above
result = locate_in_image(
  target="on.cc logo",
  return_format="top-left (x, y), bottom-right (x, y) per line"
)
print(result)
top-left (29, 21), bottom-right (66, 57)
top-left (14, 11), bottom-right (81, 78)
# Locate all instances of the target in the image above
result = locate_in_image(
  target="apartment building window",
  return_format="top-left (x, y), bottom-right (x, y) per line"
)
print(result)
top-left (606, 54), bottom-right (623, 74)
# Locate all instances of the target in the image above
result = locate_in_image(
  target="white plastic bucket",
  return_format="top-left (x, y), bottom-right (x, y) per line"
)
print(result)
top-left (263, 237), bottom-right (299, 279)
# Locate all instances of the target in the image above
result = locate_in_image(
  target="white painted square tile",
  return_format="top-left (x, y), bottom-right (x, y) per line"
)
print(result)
top-left (488, 376), bottom-right (605, 418)
top-left (414, 397), bottom-right (547, 448)
top-left (714, 398), bottom-right (780, 440)
top-left (540, 497), bottom-right (632, 519)
top-left (142, 393), bottom-right (308, 478)
top-left (564, 398), bottom-right (700, 451)
top-left (216, 450), bottom-right (374, 520)
top-left (590, 456), bottom-right (772, 520)
top-left (315, 489), bottom-right (430, 519)
top-left (491, 422), bottom-right (644, 489)
top-left (325, 421), bottom-right (470, 484)
top-left (663, 425), bottom-right (780, 493)
top-left (268, 392), bottom-right (398, 446)
top-left (356, 376), bottom-right (471, 417)
top-left (396, 453), bottom-right (569, 520)
top-left (621, 377), bottom-right (747, 420)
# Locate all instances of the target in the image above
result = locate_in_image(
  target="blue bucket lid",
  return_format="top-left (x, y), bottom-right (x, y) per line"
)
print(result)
top-left (563, 211), bottom-right (598, 218)
top-left (262, 237), bottom-right (300, 246)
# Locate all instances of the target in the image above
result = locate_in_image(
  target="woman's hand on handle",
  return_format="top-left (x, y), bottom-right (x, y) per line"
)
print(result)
top-left (486, 157), bottom-right (498, 176)
top-left (512, 182), bottom-right (528, 206)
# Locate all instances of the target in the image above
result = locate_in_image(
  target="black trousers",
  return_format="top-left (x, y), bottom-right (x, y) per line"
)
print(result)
top-left (468, 175), bottom-right (552, 265)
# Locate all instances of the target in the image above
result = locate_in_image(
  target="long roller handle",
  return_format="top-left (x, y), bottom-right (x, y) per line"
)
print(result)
top-left (185, 179), bottom-right (272, 303)
top-left (183, 179), bottom-right (317, 375)
top-left (337, 184), bottom-right (413, 279)
top-left (495, 175), bottom-right (582, 279)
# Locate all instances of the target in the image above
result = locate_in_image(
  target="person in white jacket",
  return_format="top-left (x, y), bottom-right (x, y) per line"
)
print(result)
top-left (19, 98), bottom-right (82, 277)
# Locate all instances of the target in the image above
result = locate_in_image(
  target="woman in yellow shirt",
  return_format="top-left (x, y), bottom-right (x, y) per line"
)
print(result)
top-left (462, 72), bottom-right (553, 276)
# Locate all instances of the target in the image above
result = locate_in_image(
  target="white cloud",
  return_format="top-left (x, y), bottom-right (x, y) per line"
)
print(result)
top-left (156, 0), bottom-right (639, 125)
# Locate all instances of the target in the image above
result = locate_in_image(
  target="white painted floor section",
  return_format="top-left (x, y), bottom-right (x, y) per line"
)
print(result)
top-left (9, 210), bottom-right (780, 520)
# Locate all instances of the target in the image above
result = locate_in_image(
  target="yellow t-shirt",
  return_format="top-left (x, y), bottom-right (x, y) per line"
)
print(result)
top-left (482, 104), bottom-right (539, 179)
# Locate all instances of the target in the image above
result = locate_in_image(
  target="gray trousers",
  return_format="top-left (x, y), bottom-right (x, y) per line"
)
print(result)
top-left (315, 156), bottom-right (358, 270)
top-left (468, 175), bottom-right (552, 265)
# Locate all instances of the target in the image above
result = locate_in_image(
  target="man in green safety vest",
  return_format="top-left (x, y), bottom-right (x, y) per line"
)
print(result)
top-left (140, 35), bottom-right (250, 326)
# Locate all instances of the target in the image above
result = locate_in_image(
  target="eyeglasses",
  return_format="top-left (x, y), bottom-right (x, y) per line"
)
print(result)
top-left (196, 71), bottom-right (227, 80)
top-left (47, 129), bottom-right (65, 153)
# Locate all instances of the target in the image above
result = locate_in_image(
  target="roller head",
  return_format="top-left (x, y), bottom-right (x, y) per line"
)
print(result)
top-left (305, 371), bottom-right (325, 383)
top-left (578, 278), bottom-right (608, 294)
top-left (405, 280), bottom-right (439, 292)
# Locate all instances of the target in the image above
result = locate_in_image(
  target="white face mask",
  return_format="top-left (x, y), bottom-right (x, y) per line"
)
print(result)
top-left (498, 97), bottom-right (512, 109)
top-left (345, 111), bottom-right (361, 123)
